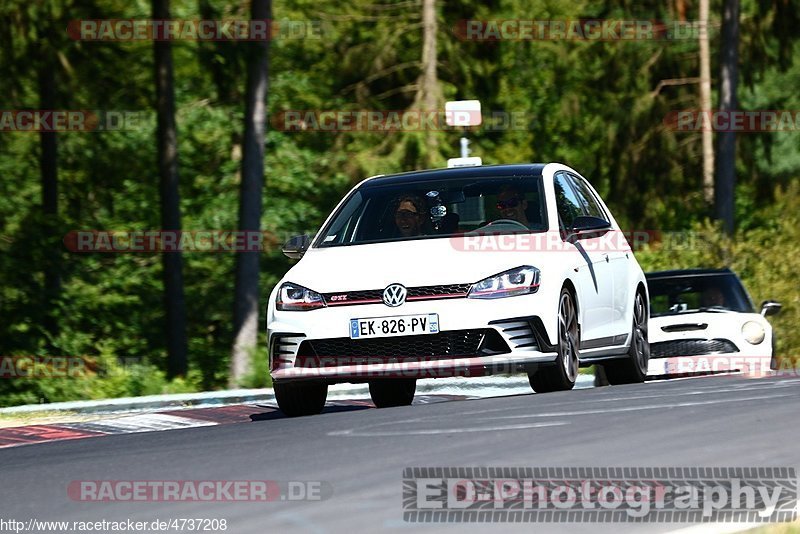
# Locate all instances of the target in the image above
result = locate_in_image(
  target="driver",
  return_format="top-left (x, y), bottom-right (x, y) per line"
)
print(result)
top-left (496, 186), bottom-right (531, 227)
top-left (701, 286), bottom-right (727, 308)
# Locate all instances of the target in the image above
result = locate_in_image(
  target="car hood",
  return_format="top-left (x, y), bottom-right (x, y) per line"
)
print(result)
top-left (651, 310), bottom-right (758, 325)
top-left (649, 311), bottom-right (766, 341)
top-left (282, 236), bottom-right (555, 292)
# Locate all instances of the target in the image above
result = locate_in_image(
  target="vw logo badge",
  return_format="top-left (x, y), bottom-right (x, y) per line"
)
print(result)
top-left (382, 284), bottom-right (407, 307)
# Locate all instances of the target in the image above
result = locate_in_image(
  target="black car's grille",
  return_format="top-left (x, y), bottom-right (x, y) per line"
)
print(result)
top-left (322, 283), bottom-right (471, 306)
top-left (651, 338), bottom-right (739, 359)
top-left (294, 329), bottom-right (500, 367)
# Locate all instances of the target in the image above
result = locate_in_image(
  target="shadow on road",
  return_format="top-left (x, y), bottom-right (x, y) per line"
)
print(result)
top-left (248, 403), bottom-right (372, 421)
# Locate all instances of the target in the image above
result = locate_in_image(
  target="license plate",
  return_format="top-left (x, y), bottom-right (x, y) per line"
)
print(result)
top-left (349, 314), bottom-right (439, 339)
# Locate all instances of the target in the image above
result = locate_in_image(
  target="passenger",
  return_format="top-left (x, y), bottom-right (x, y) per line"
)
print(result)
top-left (393, 195), bottom-right (427, 237)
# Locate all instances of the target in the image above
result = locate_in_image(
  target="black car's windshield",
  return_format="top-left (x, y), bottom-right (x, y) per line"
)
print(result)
top-left (315, 175), bottom-right (547, 247)
top-left (647, 272), bottom-right (755, 317)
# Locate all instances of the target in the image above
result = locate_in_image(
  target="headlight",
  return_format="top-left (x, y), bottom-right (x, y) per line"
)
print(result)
top-left (742, 321), bottom-right (765, 345)
top-left (468, 266), bottom-right (540, 299)
top-left (276, 282), bottom-right (325, 311)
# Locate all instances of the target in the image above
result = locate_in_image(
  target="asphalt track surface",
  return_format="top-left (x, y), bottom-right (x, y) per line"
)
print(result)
top-left (1, 374), bottom-right (799, 534)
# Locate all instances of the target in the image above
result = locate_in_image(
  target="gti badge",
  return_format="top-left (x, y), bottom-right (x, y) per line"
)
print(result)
top-left (382, 284), bottom-right (407, 307)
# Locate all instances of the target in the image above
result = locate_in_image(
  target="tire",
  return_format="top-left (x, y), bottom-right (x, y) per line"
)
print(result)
top-left (605, 290), bottom-right (650, 385)
top-left (368, 379), bottom-right (416, 408)
top-left (529, 288), bottom-right (579, 393)
top-left (274, 381), bottom-right (328, 417)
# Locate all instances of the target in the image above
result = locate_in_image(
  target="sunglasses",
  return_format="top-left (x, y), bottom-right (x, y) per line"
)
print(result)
top-left (496, 197), bottom-right (523, 210)
top-left (395, 209), bottom-right (419, 218)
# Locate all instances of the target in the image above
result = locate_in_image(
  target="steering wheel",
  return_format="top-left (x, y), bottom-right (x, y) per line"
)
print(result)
top-left (482, 219), bottom-right (529, 230)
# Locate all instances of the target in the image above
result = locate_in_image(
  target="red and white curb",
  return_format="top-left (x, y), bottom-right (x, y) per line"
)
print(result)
top-left (0, 395), bottom-right (474, 450)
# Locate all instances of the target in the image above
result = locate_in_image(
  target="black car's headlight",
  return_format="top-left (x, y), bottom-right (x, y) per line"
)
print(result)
top-left (467, 266), bottom-right (541, 299)
top-left (276, 282), bottom-right (325, 311)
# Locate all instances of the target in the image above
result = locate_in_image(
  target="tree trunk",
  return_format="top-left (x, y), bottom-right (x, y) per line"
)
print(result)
top-left (231, 0), bottom-right (271, 386)
top-left (153, 0), bottom-right (188, 378)
top-left (715, 0), bottom-right (740, 235)
top-left (675, 0), bottom-right (687, 21)
top-left (699, 0), bottom-right (714, 203)
top-left (39, 59), bottom-right (60, 339)
top-left (415, 0), bottom-right (441, 166)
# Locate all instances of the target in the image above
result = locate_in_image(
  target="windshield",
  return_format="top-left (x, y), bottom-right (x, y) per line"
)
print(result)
top-left (315, 174), bottom-right (548, 247)
top-left (647, 273), bottom-right (755, 317)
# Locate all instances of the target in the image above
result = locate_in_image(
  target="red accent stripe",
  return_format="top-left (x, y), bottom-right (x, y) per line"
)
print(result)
top-left (468, 284), bottom-right (539, 298)
top-left (406, 293), bottom-right (468, 300)
top-left (326, 298), bottom-right (382, 306)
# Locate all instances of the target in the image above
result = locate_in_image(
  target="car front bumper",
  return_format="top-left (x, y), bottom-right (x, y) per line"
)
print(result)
top-left (267, 293), bottom-right (559, 383)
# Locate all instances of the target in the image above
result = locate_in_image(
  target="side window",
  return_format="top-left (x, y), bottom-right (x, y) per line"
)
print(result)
top-left (553, 172), bottom-right (583, 230)
top-left (567, 173), bottom-right (608, 221)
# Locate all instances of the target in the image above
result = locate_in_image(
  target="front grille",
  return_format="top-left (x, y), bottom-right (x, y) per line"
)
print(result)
top-left (651, 338), bottom-right (739, 359)
top-left (294, 329), bottom-right (505, 368)
top-left (322, 283), bottom-right (471, 306)
top-left (408, 283), bottom-right (472, 298)
top-left (323, 289), bottom-right (383, 303)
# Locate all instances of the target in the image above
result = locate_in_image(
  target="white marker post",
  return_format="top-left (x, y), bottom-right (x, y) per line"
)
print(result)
top-left (445, 100), bottom-right (482, 168)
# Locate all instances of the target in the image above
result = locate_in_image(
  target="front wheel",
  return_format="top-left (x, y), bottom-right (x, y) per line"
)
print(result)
top-left (369, 379), bottom-right (416, 408)
top-left (605, 291), bottom-right (650, 384)
top-left (274, 381), bottom-right (328, 417)
top-left (529, 288), bottom-right (580, 393)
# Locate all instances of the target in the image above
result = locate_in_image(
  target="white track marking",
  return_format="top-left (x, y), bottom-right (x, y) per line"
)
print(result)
top-left (58, 413), bottom-right (217, 434)
top-left (328, 421), bottom-right (568, 437)
top-left (472, 393), bottom-right (795, 420)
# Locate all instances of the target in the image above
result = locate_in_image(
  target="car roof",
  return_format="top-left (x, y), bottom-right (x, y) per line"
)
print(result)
top-left (362, 163), bottom-right (548, 187)
top-left (645, 267), bottom-right (735, 280)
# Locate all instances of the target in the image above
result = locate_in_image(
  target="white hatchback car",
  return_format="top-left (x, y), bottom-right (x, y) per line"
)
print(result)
top-left (645, 268), bottom-right (782, 377)
top-left (267, 163), bottom-right (650, 416)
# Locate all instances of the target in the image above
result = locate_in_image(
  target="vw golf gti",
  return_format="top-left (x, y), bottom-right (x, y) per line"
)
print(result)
top-left (267, 163), bottom-right (650, 416)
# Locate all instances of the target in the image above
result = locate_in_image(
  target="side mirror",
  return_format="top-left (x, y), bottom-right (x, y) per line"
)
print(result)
top-left (761, 300), bottom-right (782, 317)
top-left (567, 216), bottom-right (612, 241)
top-left (282, 234), bottom-right (310, 259)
